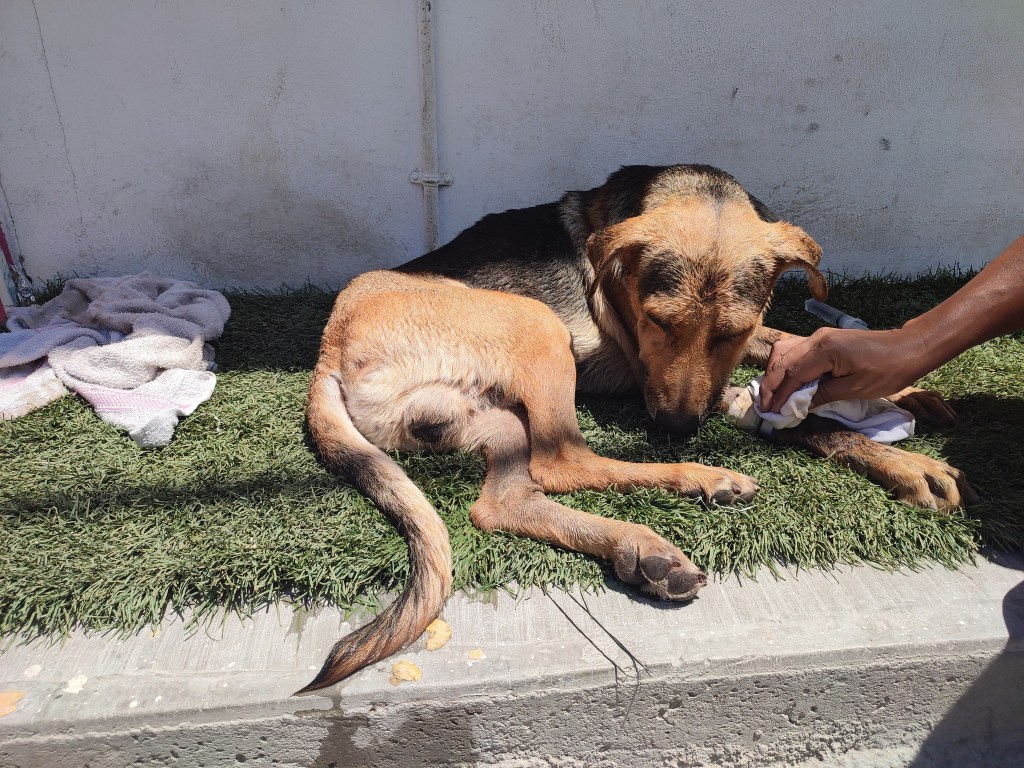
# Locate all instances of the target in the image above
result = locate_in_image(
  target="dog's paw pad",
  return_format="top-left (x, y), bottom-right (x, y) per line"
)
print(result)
top-left (612, 546), bottom-right (643, 586)
top-left (667, 569), bottom-right (707, 598)
top-left (885, 453), bottom-right (976, 510)
top-left (614, 533), bottom-right (707, 601)
top-left (711, 486), bottom-right (740, 504)
top-left (639, 555), bottom-right (675, 582)
top-left (640, 565), bottom-right (707, 601)
top-left (705, 472), bottom-right (759, 505)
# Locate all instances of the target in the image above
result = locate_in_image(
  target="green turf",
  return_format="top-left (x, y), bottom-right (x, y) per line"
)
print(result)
top-left (2, 271), bottom-right (1022, 642)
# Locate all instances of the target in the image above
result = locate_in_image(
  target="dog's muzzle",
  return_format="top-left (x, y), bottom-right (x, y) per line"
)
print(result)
top-left (652, 410), bottom-right (701, 435)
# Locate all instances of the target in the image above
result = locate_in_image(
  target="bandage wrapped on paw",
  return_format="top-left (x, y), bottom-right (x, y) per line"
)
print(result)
top-left (724, 376), bottom-right (915, 444)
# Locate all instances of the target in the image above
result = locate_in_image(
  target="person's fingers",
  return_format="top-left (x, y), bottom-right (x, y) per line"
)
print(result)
top-left (760, 336), bottom-right (811, 410)
top-left (809, 377), bottom-right (836, 408)
top-left (765, 350), bottom-right (835, 412)
top-left (761, 330), bottom-right (837, 412)
top-left (808, 375), bottom-right (849, 408)
top-left (810, 369), bottom-right (883, 407)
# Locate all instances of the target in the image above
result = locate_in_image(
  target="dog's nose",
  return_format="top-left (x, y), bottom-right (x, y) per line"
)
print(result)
top-left (653, 410), bottom-right (701, 434)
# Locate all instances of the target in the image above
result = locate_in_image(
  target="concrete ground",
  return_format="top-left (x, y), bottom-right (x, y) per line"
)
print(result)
top-left (1, 552), bottom-right (1022, 768)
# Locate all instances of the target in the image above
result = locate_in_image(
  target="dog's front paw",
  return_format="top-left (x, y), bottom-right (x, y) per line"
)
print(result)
top-left (721, 386), bottom-right (762, 431)
top-left (673, 465), bottom-right (759, 505)
top-left (888, 387), bottom-right (958, 429)
top-left (613, 534), bottom-right (707, 601)
top-left (874, 449), bottom-right (978, 510)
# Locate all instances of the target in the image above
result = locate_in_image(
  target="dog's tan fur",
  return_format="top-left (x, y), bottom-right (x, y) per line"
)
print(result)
top-left (300, 165), bottom-right (973, 693)
top-left (587, 199), bottom-right (827, 427)
top-left (298, 191), bottom-right (831, 693)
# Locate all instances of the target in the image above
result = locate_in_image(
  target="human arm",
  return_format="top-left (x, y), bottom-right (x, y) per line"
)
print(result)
top-left (759, 235), bottom-right (1024, 412)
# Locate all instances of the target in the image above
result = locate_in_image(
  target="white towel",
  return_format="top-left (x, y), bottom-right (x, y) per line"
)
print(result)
top-left (0, 360), bottom-right (67, 419)
top-left (725, 375), bottom-right (915, 444)
top-left (0, 322), bottom-right (110, 419)
top-left (2, 274), bottom-right (230, 447)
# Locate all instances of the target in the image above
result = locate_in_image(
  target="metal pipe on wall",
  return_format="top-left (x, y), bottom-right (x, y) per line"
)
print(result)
top-left (411, 0), bottom-right (451, 253)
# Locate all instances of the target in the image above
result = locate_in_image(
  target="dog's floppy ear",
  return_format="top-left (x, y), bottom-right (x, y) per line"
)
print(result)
top-left (586, 221), bottom-right (645, 287)
top-left (767, 222), bottom-right (828, 301)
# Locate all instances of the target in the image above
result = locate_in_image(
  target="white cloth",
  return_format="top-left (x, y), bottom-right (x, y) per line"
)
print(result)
top-left (0, 360), bottom-right (68, 419)
top-left (735, 375), bottom-right (915, 444)
top-left (1, 274), bottom-right (230, 447)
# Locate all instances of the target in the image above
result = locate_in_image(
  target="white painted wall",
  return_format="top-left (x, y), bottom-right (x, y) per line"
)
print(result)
top-left (1, 0), bottom-right (1022, 290)
top-left (0, 0), bottom-right (424, 288)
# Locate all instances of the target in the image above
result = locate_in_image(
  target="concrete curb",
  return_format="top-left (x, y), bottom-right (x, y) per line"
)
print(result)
top-left (2, 554), bottom-right (1022, 767)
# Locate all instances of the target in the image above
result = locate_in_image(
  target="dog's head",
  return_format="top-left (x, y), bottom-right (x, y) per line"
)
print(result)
top-left (587, 197), bottom-right (826, 433)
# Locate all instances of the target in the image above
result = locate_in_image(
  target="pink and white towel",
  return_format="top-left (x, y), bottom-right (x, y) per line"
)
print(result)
top-left (1, 274), bottom-right (230, 447)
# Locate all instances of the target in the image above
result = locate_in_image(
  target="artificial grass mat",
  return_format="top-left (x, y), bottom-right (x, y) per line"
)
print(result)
top-left (3, 270), bottom-right (1023, 642)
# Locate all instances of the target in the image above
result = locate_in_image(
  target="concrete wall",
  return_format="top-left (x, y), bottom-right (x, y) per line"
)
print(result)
top-left (1, 0), bottom-right (1022, 290)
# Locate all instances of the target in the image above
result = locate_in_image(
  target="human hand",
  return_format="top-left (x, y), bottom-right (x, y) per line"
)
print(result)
top-left (759, 326), bottom-right (928, 413)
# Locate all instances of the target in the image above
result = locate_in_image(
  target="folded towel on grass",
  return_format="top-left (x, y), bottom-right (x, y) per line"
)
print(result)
top-left (1, 274), bottom-right (230, 447)
top-left (0, 360), bottom-right (68, 419)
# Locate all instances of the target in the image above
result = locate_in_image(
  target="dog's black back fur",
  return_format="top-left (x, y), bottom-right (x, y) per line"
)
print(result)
top-left (397, 164), bottom-right (778, 393)
top-left (399, 201), bottom-right (587, 322)
top-left (399, 165), bottom-right (777, 296)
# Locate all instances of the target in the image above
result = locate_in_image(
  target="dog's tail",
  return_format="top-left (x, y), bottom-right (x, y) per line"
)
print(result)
top-left (297, 363), bottom-right (453, 694)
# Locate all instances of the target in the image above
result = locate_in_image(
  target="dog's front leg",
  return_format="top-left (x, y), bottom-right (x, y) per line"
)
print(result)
top-left (739, 328), bottom-right (959, 428)
top-left (727, 408), bottom-right (977, 510)
top-left (508, 319), bottom-right (760, 505)
top-left (466, 406), bottom-right (709, 600)
top-left (739, 325), bottom-right (793, 368)
top-left (518, 375), bottom-right (759, 505)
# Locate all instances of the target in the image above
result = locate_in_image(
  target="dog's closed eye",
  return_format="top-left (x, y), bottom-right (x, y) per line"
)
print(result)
top-left (709, 325), bottom-right (757, 346)
top-left (648, 314), bottom-right (673, 332)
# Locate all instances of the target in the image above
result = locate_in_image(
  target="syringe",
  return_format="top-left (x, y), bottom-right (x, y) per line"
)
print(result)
top-left (804, 299), bottom-right (870, 330)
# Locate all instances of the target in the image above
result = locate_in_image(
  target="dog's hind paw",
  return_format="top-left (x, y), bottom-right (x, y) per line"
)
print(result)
top-left (613, 535), bottom-right (708, 601)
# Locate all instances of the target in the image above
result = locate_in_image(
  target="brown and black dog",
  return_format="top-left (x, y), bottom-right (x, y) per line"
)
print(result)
top-left (300, 164), bottom-right (974, 693)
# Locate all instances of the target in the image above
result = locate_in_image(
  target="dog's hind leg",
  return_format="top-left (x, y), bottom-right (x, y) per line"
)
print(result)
top-left (466, 407), bottom-right (707, 600)
top-left (509, 334), bottom-right (758, 504)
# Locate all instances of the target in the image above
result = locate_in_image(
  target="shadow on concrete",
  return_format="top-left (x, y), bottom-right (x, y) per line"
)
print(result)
top-left (311, 705), bottom-right (478, 768)
top-left (907, 393), bottom-right (1024, 765)
top-left (908, 550), bottom-right (1024, 767)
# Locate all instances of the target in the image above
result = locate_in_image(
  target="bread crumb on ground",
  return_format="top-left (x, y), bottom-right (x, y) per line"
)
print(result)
top-left (389, 660), bottom-right (423, 686)
top-left (424, 618), bottom-right (452, 651)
